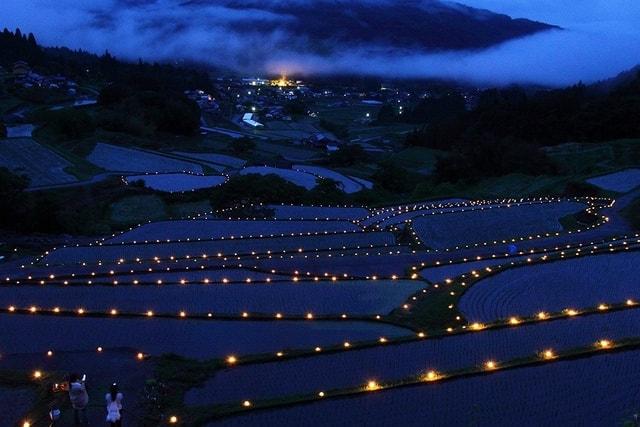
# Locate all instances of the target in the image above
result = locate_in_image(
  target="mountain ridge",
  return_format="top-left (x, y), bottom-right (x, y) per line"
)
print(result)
top-left (179, 0), bottom-right (557, 52)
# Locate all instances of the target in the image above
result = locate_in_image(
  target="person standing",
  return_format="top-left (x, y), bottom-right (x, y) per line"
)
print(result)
top-left (68, 373), bottom-right (89, 426)
top-left (106, 383), bottom-right (124, 426)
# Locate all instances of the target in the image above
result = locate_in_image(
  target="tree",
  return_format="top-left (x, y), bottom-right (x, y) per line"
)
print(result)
top-left (307, 178), bottom-right (346, 204)
top-left (328, 144), bottom-right (367, 166)
top-left (376, 104), bottom-right (397, 124)
top-left (210, 174), bottom-right (307, 208)
top-left (407, 93), bottom-right (466, 124)
top-left (231, 137), bottom-right (255, 155)
top-left (433, 137), bottom-right (557, 184)
top-left (283, 99), bottom-right (308, 116)
top-left (0, 167), bottom-right (30, 227)
top-left (46, 109), bottom-right (96, 140)
top-left (372, 160), bottom-right (415, 193)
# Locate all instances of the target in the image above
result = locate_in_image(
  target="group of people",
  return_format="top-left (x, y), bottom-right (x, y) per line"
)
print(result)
top-left (58, 373), bottom-right (124, 426)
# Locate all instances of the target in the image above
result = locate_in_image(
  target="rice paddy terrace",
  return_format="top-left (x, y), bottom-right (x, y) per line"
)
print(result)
top-left (2, 194), bottom-right (640, 426)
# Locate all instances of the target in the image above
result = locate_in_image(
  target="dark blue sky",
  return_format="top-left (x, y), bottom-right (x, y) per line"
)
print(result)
top-left (1, 0), bottom-right (638, 85)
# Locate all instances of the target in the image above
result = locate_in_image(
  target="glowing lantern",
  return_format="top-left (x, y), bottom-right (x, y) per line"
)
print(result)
top-left (424, 371), bottom-right (439, 381)
top-left (598, 339), bottom-right (612, 349)
top-left (470, 322), bottom-right (484, 331)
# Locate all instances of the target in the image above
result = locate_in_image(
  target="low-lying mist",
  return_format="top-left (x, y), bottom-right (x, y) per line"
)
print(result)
top-left (1, 0), bottom-right (638, 86)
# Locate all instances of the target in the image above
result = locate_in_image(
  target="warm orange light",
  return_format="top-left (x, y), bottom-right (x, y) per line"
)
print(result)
top-left (137, 352), bottom-right (145, 360)
top-left (169, 415), bottom-right (178, 424)
top-left (227, 356), bottom-right (237, 364)
top-left (33, 370), bottom-right (42, 379)
top-left (424, 370), bottom-right (439, 381)
top-left (485, 360), bottom-right (497, 370)
top-left (598, 339), bottom-right (612, 349)
top-left (243, 400), bottom-right (252, 407)
top-left (542, 349), bottom-right (555, 359)
top-left (366, 381), bottom-right (380, 391)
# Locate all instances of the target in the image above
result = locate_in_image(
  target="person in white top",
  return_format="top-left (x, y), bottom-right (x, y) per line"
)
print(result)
top-left (105, 382), bottom-right (124, 426)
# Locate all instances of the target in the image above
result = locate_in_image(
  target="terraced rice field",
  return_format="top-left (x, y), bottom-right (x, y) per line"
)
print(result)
top-left (172, 151), bottom-right (246, 169)
top-left (216, 350), bottom-right (640, 426)
top-left (5, 124), bottom-right (35, 137)
top-left (2, 197), bottom-right (634, 424)
top-left (42, 232), bottom-right (396, 265)
top-left (126, 173), bottom-right (226, 192)
top-left (0, 315), bottom-right (409, 359)
top-left (587, 168), bottom-right (640, 192)
top-left (0, 279), bottom-right (422, 316)
top-left (268, 205), bottom-right (370, 220)
top-left (420, 256), bottom-right (528, 284)
top-left (0, 137), bottom-right (77, 186)
top-left (240, 166), bottom-right (318, 190)
top-left (188, 309), bottom-right (640, 406)
top-left (293, 165), bottom-right (372, 194)
top-left (459, 251), bottom-right (640, 322)
top-left (0, 388), bottom-right (34, 426)
top-left (412, 201), bottom-right (585, 249)
top-left (360, 198), bottom-right (469, 228)
top-left (107, 219), bottom-right (361, 243)
top-left (87, 143), bottom-right (203, 173)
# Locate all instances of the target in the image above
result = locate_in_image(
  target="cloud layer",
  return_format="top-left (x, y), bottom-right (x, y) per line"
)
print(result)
top-left (1, 0), bottom-right (638, 86)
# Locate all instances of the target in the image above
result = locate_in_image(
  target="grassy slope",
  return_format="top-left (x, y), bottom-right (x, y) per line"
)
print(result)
top-left (621, 196), bottom-right (640, 230)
